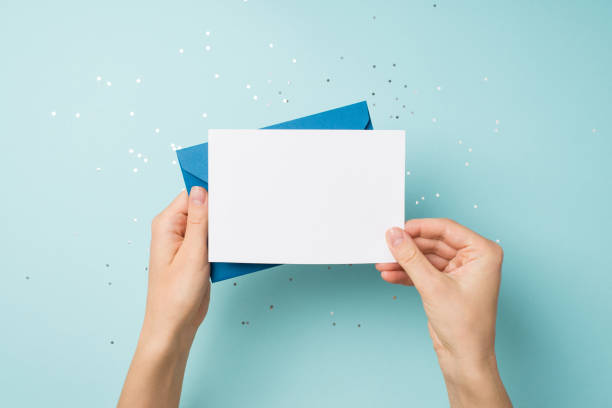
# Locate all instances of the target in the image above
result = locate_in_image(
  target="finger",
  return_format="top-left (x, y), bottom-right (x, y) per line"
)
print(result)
top-left (425, 253), bottom-right (450, 271)
top-left (385, 227), bottom-right (441, 291)
top-left (182, 186), bottom-right (209, 268)
top-left (150, 191), bottom-right (189, 264)
top-left (413, 237), bottom-right (457, 260)
top-left (405, 218), bottom-right (480, 250)
top-left (380, 270), bottom-right (414, 286)
top-left (375, 262), bottom-right (402, 272)
top-left (161, 190), bottom-right (189, 218)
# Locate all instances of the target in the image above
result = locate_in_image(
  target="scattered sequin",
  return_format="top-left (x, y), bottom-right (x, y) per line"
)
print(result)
top-left (106, 81), bottom-right (112, 87)
top-left (592, 128), bottom-right (597, 133)
top-left (137, 153), bottom-right (142, 158)
top-left (282, 98), bottom-right (288, 103)
top-left (155, 128), bottom-right (160, 133)
top-left (435, 193), bottom-right (440, 198)
top-left (458, 140), bottom-right (463, 144)
top-left (202, 112), bottom-right (208, 118)
top-left (332, 322), bottom-right (336, 326)
top-left (289, 277), bottom-right (293, 282)
top-left (246, 84), bottom-right (251, 89)
top-left (416, 201), bottom-right (419, 205)
top-left (495, 119), bottom-right (500, 125)
top-left (330, 311), bottom-right (334, 316)
top-left (496, 239), bottom-right (500, 243)
top-left (96, 167), bottom-right (102, 172)
top-left (110, 340), bottom-right (114, 344)
top-left (133, 168), bottom-right (138, 173)
top-left (253, 95), bottom-right (258, 101)
top-left (51, 111), bottom-right (56, 117)
top-left (357, 324), bottom-right (361, 328)
top-left (468, 147), bottom-right (473, 152)
top-left (483, 76), bottom-right (489, 82)
top-left (106, 264), bottom-right (110, 267)
top-left (393, 295), bottom-right (397, 300)
top-left (421, 196), bottom-right (425, 200)
top-left (465, 162), bottom-right (470, 167)
top-left (136, 78), bottom-right (142, 83)
top-left (205, 45), bottom-right (211, 51)
top-left (214, 73), bottom-right (220, 79)
top-left (128, 148), bottom-right (134, 154)
top-left (179, 48), bottom-right (184, 54)
top-left (75, 112), bottom-right (80, 118)
top-left (269, 305), bottom-right (274, 310)
top-left (171, 160), bottom-right (177, 165)
top-left (494, 128), bottom-right (499, 133)
top-left (96, 75), bottom-right (102, 81)
top-left (133, 218), bottom-right (138, 222)
top-left (473, 204), bottom-right (478, 209)
top-left (233, 282), bottom-right (237, 286)
top-left (406, 171), bottom-right (411, 175)
top-left (436, 85), bottom-right (442, 91)
top-left (205, 31), bottom-right (211, 36)
top-left (432, 117), bottom-right (437, 123)
top-left (129, 111), bottom-right (135, 117)
top-left (269, 43), bottom-right (274, 48)
top-left (292, 58), bottom-right (297, 63)
top-left (108, 282), bottom-right (112, 286)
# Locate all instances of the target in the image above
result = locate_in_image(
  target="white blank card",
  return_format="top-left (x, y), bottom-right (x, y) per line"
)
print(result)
top-left (208, 129), bottom-right (405, 264)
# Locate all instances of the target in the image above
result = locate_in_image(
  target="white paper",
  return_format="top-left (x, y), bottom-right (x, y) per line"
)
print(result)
top-left (208, 129), bottom-right (405, 264)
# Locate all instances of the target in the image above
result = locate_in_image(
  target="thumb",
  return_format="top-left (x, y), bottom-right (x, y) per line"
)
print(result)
top-left (183, 186), bottom-right (209, 267)
top-left (385, 227), bottom-right (440, 292)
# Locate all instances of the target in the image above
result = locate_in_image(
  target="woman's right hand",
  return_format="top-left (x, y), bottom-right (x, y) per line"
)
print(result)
top-left (377, 218), bottom-right (512, 408)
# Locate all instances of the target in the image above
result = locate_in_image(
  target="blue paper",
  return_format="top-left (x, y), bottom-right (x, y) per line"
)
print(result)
top-left (176, 100), bottom-right (373, 282)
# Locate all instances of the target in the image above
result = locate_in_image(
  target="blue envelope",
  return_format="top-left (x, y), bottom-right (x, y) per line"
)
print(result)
top-left (176, 100), bottom-right (373, 282)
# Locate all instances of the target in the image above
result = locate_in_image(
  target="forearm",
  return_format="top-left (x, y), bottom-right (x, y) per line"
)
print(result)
top-left (438, 354), bottom-right (512, 408)
top-left (118, 327), bottom-right (193, 408)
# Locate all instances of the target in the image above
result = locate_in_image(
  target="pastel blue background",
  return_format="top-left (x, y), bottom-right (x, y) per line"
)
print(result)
top-left (1, 0), bottom-right (610, 406)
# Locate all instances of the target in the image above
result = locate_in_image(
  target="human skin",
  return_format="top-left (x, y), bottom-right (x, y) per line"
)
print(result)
top-left (377, 219), bottom-right (512, 407)
top-left (118, 189), bottom-right (511, 407)
top-left (118, 187), bottom-right (210, 408)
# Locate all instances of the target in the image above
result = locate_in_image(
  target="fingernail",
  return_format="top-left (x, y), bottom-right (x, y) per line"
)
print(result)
top-left (190, 186), bottom-right (207, 206)
top-left (387, 227), bottom-right (404, 248)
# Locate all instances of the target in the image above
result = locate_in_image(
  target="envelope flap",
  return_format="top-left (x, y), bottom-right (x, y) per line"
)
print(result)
top-left (177, 143), bottom-right (208, 181)
top-left (263, 100), bottom-right (371, 130)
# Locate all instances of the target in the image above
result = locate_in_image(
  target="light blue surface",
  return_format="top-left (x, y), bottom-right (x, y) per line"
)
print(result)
top-left (1, 1), bottom-right (611, 407)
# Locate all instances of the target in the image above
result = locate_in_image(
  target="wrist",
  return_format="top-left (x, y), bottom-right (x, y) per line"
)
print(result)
top-left (138, 318), bottom-right (196, 361)
top-left (439, 352), bottom-right (499, 386)
top-left (438, 353), bottom-right (511, 407)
